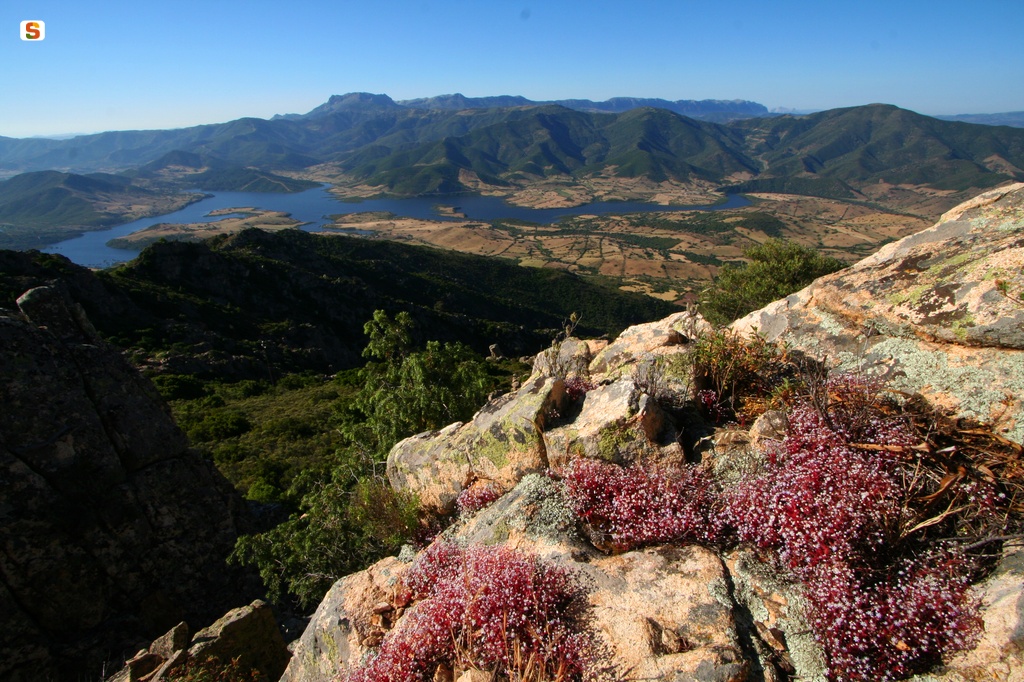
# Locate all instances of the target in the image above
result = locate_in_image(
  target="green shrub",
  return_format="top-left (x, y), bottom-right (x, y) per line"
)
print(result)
top-left (343, 310), bottom-right (491, 458)
top-left (186, 409), bottom-right (252, 442)
top-left (699, 239), bottom-right (845, 325)
top-left (231, 475), bottom-right (420, 607)
top-left (151, 373), bottom-right (208, 400)
top-left (689, 328), bottom-right (798, 423)
top-left (231, 310), bottom-right (494, 607)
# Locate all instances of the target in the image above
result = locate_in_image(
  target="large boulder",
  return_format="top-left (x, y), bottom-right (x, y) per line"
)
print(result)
top-left (0, 286), bottom-right (255, 680)
top-left (732, 183), bottom-right (1024, 443)
top-left (386, 375), bottom-right (567, 513)
top-left (544, 377), bottom-right (684, 472)
top-left (188, 600), bottom-right (290, 680)
top-left (589, 310), bottom-right (710, 380)
top-left (110, 601), bottom-right (290, 682)
top-left (281, 557), bottom-right (409, 682)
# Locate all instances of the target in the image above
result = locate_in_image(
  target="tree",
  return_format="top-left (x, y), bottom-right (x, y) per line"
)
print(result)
top-left (699, 239), bottom-right (846, 326)
top-left (232, 310), bottom-right (493, 607)
top-left (347, 310), bottom-right (490, 457)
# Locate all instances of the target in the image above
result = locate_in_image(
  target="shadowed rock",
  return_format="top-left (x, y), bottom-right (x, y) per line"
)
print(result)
top-left (0, 286), bottom-right (255, 680)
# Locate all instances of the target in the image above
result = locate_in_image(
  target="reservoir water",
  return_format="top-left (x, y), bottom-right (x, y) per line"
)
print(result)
top-left (43, 185), bottom-right (750, 268)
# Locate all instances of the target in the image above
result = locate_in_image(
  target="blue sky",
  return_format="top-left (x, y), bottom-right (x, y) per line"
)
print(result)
top-left (2, 0), bottom-right (1022, 137)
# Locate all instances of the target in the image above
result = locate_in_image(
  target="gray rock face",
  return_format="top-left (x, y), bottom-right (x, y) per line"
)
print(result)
top-left (732, 183), bottom-right (1024, 443)
top-left (189, 600), bottom-right (290, 680)
top-left (0, 286), bottom-right (254, 680)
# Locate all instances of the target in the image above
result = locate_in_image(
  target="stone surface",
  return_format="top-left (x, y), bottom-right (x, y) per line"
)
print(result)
top-left (589, 309), bottom-right (710, 379)
top-left (281, 557), bottom-right (409, 682)
top-left (731, 183), bottom-right (1024, 443)
top-left (545, 377), bottom-right (684, 472)
top-left (532, 336), bottom-right (594, 379)
top-left (149, 622), bottom-right (189, 660)
top-left (587, 545), bottom-right (749, 682)
top-left (387, 375), bottom-right (567, 513)
top-left (188, 600), bottom-right (290, 680)
top-left (456, 671), bottom-right (493, 682)
top-left (0, 286), bottom-right (257, 681)
top-left (724, 549), bottom-right (826, 682)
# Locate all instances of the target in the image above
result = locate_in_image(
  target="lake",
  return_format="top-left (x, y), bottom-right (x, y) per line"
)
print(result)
top-left (43, 186), bottom-right (750, 268)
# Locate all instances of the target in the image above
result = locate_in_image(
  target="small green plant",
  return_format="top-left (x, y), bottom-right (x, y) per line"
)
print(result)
top-left (689, 328), bottom-right (799, 423)
top-left (996, 279), bottom-right (1024, 306)
top-left (699, 239), bottom-right (846, 325)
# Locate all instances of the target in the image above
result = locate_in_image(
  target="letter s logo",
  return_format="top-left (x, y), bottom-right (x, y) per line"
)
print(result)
top-left (21, 20), bottom-right (45, 41)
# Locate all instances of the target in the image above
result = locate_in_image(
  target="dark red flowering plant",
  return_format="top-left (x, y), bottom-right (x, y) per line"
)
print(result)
top-left (562, 457), bottom-right (723, 551)
top-left (346, 541), bottom-right (611, 682)
top-left (720, 380), bottom-right (984, 681)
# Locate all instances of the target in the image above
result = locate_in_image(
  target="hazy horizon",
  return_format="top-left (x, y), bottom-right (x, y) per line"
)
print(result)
top-left (3, 0), bottom-right (1022, 138)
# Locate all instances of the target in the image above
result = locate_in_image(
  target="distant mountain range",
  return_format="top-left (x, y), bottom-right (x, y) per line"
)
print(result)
top-left (274, 92), bottom-right (770, 122)
top-left (935, 112), bottom-right (1024, 128)
top-left (1, 93), bottom-right (1023, 245)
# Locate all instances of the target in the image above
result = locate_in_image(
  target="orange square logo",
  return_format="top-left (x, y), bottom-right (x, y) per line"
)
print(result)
top-left (21, 20), bottom-right (45, 41)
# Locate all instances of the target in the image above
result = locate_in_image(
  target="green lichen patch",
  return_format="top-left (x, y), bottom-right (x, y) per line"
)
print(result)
top-left (597, 420), bottom-right (635, 461)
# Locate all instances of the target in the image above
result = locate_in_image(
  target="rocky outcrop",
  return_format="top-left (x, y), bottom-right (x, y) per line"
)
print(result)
top-left (281, 558), bottom-right (409, 682)
top-left (0, 286), bottom-right (256, 681)
top-left (387, 310), bottom-right (710, 515)
top-left (289, 186), bottom-right (1024, 682)
top-left (588, 310), bottom-right (709, 380)
top-left (544, 377), bottom-right (684, 472)
top-left (287, 475), bottom-right (753, 682)
top-left (112, 600), bottom-right (290, 682)
top-left (387, 375), bottom-right (568, 513)
top-left (732, 182), bottom-right (1024, 443)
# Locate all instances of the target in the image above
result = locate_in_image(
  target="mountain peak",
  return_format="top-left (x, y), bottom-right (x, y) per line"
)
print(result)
top-left (299, 92), bottom-right (401, 118)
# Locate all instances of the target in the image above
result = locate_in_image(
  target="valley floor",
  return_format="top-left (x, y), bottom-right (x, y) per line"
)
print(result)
top-left (322, 192), bottom-right (930, 303)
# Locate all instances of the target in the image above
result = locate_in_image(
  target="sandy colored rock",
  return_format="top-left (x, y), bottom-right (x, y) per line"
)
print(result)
top-left (456, 670), bottom-right (493, 682)
top-left (732, 183), bottom-right (1024, 443)
top-left (387, 376), bottom-right (566, 513)
top-left (545, 377), bottom-right (683, 471)
top-left (586, 545), bottom-right (749, 681)
top-left (532, 337), bottom-right (595, 379)
top-left (589, 310), bottom-right (710, 379)
top-left (281, 557), bottom-right (408, 682)
top-left (149, 622), bottom-right (189, 659)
